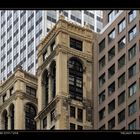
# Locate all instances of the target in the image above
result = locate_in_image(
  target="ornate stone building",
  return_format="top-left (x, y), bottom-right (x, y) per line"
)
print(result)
top-left (35, 15), bottom-right (98, 129)
top-left (0, 66), bottom-right (37, 130)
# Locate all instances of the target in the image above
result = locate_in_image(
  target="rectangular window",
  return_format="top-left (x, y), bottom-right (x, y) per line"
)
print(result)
top-left (99, 39), bottom-right (105, 53)
top-left (70, 106), bottom-right (75, 118)
top-left (99, 90), bottom-right (105, 104)
top-left (99, 73), bottom-right (105, 88)
top-left (118, 109), bottom-right (125, 124)
top-left (128, 44), bottom-right (136, 60)
top-left (26, 86), bottom-right (36, 97)
top-left (77, 108), bottom-right (83, 122)
top-left (10, 87), bottom-right (14, 96)
top-left (108, 64), bottom-right (115, 79)
top-left (118, 73), bottom-right (125, 88)
top-left (50, 109), bottom-right (56, 122)
top-left (43, 117), bottom-right (47, 129)
top-left (108, 81), bottom-right (115, 96)
top-left (118, 36), bottom-right (126, 52)
top-left (118, 91), bottom-right (125, 105)
top-left (128, 26), bottom-right (137, 42)
top-left (128, 101), bottom-right (136, 116)
top-left (118, 18), bottom-right (126, 33)
top-left (118, 54), bottom-right (125, 69)
top-left (128, 10), bottom-right (136, 23)
top-left (99, 56), bottom-right (105, 71)
top-left (108, 29), bottom-right (115, 43)
top-left (70, 123), bottom-right (75, 130)
top-left (128, 63), bottom-right (136, 79)
top-left (108, 46), bottom-right (115, 61)
top-left (70, 38), bottom-right (82, 51)
top-left (99, 107), bottom-right (105, 121)
top-left (108, 99), bottom-right (115, 113)
top-left (3, 94), bottom-right (6, 102)
top-left (128, 82), bottom-right (137, 97)
top-left (128, 119), bottom-right (136, 130)
top-left (108, 117), bottom-right (115, 130)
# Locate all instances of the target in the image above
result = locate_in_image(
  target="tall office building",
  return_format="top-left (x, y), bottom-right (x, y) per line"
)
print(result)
top-left (0, 10), bottom-right (103, 82)
top-left (35, 14), bottom-right (97, 130)
top-left (95, 10), bottom-right (140, 130)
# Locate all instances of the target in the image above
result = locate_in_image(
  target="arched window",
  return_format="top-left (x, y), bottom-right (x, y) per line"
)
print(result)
top-left (2, 110), bottom-right (8, 130)
top-left (50, 61), bottom-right (56, 99)
top-left (9, 104), bottom-right (14, 130)
top-left (45, 70), bottom-right (49, 106)
top-left (25, 104), bottom-right (36, 130)
top-left (68, 58), bottom-right (83, 101)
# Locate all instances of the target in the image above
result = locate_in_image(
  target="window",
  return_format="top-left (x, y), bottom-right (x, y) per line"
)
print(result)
top-left (108, 82), bottom-right (115, 96)
top-left (108, 64), bottom-right (115, 79)
top-left (108, 46), bottom-right (115, 61)
top-left (99, 90), bottom-right (105, 104)
top-left (50, 41), bottom-right (56, 52)
top-left (128, 10), bottom-right (136, 23)
top-left (70, 106), bottom-right (75, 118)
top-left (128, 26), bottom-right (137, 42)
top-left (26, 86), bottom-right (36, 97)
top-left (128, 44), bottom-right (136, 60)
top-left (3, 110), bottom-right (8, 130)
top-left (10, 87), bottom-right (14, 96)
top-left (99, 107), bottom-right (105, 121)
top-left (128, 101), bottom-right (136, 116)
top-left (99, 39), bottom-right (105, 53)
top-left (128, 119), bottom-right (136, 130)
top-left (118, 55), bottom-right (125, 69)
top-left (99, 73), bottom-right (105, 88)
top-left (118, 73), bottom-right (125, 88)
top-left (77, 108), bottom-right (83, 122)
top-left (108, 117), bottom-right (115, 130)
top-left (10, 105), bottom-right (14, 130)
top-left (118, 109), bottom-right (125, 124)
top-left (128, 63), bottom-right (136, 79)
top-left (99, 56), bottom-right (105, 71)
top-left (128, 82), bottom-right (137, 97)
top-left (108, 10), bottom-right (119, 23)
top-left (50, 109), bottom-right (56, 122)
top-left (70, 38), bottom-right (82, 51)
top-left (69, 58), bottom-right (83, 101)
top-left (108, 29), bottom-right (115, 43)
top-left (118, 18), bottom-right (126, 33)
top-left (118, 91), bottom-right (125, 105)
top-left (77, 125), bottom-right (83, 130)
top-left (118, 37), bottom-right (126, 52)
top-left (70, 123), bottom-right (75, 130)
top-left (51, 62), bottom-right (56, 99)
top-left (25, 104), bottom-right (36, 130)
top-left (3, 94), bottom-right (6, 102)
top-left (43, 117), bottom-right (47, 129)
top-left (108, 99), bottom-right (115, 113)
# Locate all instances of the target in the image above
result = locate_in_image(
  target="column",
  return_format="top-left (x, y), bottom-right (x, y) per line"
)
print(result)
top-left (14, 96), bottom-right (24, 129)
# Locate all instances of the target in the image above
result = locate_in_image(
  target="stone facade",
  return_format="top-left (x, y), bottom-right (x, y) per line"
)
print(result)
top-left (0, 66), bottom-right (37, 130)
top-left (35, 15), bottom-right (98, 130)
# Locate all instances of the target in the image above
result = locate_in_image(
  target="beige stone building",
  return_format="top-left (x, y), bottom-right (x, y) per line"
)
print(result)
top-left (35, 15), bottom-right (98, 130)
top-left (0, 65), bottom-right (37, 130)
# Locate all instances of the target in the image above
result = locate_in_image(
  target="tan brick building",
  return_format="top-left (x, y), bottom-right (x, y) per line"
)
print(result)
top-left (96, 10), bottom-right (140, 130)
top-left (0, 66), bottom-right (37, 130)
top-left (35, 14), bottom-right (98, 130)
